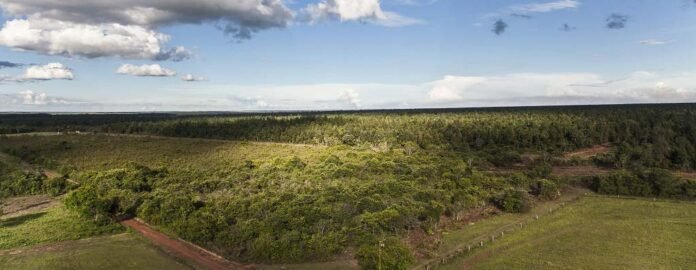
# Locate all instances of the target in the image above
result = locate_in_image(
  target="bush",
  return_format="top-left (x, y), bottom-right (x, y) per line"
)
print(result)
top-left (494, 190), bottom-right (532, 213)
top-left (531, 179), bottom-right (560, 200)
top-left (526, 162), bottom-right (553, 178)
top-left (488, 150), bottom-right (522, 167)
top-left (356, 238), bottom-right (414, 270)
top-left (44, 176), bottom-right (70, 196)
top-left (65, 164), bottom-right (165, 222)
top-left (591, 169), bottom-right (695, 200)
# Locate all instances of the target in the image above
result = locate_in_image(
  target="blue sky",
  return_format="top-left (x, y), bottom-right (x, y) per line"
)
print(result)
top-left (1, 0), bottom-right (696, 111)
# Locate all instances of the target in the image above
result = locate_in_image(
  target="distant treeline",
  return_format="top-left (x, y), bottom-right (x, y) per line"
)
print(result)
top-left (3, 104), bottom-right (696, 170)
top-left (109, 104), bottom-right (696, 170)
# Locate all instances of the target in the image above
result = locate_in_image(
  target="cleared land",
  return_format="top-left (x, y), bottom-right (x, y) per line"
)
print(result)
top-left (0, 233), bottom-right (190, 270)
top-left (437, 196), bottom-right (696, 270)
top-left (0, 198), bottom-right (122, 250)
top-left (0, 196), bottom-right (196, 270)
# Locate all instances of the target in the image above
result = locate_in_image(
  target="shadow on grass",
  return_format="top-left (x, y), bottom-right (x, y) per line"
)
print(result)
top-left (0, 212), bottom-right (47, 228)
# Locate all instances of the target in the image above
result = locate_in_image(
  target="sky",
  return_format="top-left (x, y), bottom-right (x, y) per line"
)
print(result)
top-left (1, 0), bottom-right (696, 112)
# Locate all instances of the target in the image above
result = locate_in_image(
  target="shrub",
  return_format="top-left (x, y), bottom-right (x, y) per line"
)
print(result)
top-left (44, 176), bottom-right (69, 196)
top-left (591, 169), bottom-right (695, 199)
top-left (356, 238), bottom-right (414, 270)
top-left (531, 179), bottom-right (560, 200)
top-left (494, 190), bottom-right (532, 213)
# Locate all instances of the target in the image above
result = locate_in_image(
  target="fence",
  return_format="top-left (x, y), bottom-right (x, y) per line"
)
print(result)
top-left (414, 195), bottom-right (584, 270)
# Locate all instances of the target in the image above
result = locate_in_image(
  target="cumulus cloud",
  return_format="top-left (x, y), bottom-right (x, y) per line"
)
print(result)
top-left (0, 0), bottom-right (293, 40)
top-left (339, 88), bottom-right (362, 108)
top-left (303, 0), bottom-right (424, 27)
top-left (117, 64), bottom-right (176, 77)
top-left (492, 19), bottom-right (508, 35)
top-left (606, 13), bottom-right (629, 29)
top-left (181, 74), bottom-right (205, 82)
top-left (22, 63), bottom-right (74, 81)
top-left (3, 90), bottom-right (70, 105)
top-left (1, 62), bottom-right (74, 82)
top-left (0, 17), bottom-right (191, 61)
top-left (0, 0), bottom-right (294, 59)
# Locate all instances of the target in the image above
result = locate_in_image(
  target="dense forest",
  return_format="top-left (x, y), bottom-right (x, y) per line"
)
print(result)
top-left (1, 104), bottom-right (695, 269)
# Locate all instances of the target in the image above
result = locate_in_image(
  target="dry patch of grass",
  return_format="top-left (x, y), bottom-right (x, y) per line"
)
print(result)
top-left (0, 233), bottom-right (191, 270)
top-left (563, 144), bottom-right (611, 160)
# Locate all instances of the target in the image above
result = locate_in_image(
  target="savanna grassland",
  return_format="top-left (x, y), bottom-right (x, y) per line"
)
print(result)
top-left (1, 104), bottom-right (695, 269)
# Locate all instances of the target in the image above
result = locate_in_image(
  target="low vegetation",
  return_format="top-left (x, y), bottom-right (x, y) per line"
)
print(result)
top-left (0, 233), bottom-right (189, 270)
top-left (0, 203), bottom-right (123, 249)
top-left (1, 105), bottom-right (695, 269)
top-left (438, 196), bottom-right (696, 269)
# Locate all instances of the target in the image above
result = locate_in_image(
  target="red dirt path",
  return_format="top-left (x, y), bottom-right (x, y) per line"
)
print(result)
top-left (121, 219), bottom-right (247, 270)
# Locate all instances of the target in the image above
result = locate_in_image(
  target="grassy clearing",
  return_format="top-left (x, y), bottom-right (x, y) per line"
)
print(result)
top-left (0, 233), bottom-right (190, 270)
top-left (0, 202), bottom-right (123, 249)
top-left (438, 196), bottom-right (696, 270)
top-left (0, 134), bottom-right (323, 173)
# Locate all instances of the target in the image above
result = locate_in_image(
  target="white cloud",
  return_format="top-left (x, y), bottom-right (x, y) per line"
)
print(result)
top-left (425, 71), bottom-right (696, 107)
top-left (0, 17), bottom-right (190, 60)
top-left (486, 0), bottom-right (579, 19)
top-left (339, 88), bottom-right (362, 108)
top-left (117, 64), bottom-right (176, 77)
top-left (639, 39), bottom-right (670, 46)
top-left (427, 76), bottom-right (487, 102)
top-left (0, 62), bottom-right (74, 82)
top-left (508, 0), bottom-right (580, 14)
top-left (8, 90), bottom-right (69, 105)
top-left (22, 63), bottom-right (74, 81)
top-left (303, 0), bottom-right (424, 27)
top-left (5, 70), bottom-right (696, 112)
top-left (181, 74), bottom-right (205, 82)
top-left (228, 96), bottom-right (274, 109)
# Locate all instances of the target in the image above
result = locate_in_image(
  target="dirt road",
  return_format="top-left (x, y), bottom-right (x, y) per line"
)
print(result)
top-left (121, 219), bottom-right (246, 270)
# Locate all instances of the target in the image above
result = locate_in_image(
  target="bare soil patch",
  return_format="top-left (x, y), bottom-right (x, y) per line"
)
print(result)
top-left (121, 218), bottom-right (247, 270)
top-left (563, 144), bottom-right (611, 160)
top-left (1, 195), bottom-right (57, 218)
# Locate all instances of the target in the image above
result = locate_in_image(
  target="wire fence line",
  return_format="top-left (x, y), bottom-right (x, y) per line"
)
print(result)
top-left (413, 195), bottom-right (585, 270)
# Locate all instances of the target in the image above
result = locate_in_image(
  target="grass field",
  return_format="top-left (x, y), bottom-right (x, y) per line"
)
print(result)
top-left (0, 134), bottom-right (323, 173)
top-left (438, 196), bottom-right (696, 270)
top-left (0, 200), bottom-right (123, 249)
top-left (0, 233), bottom-right (190, 270)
